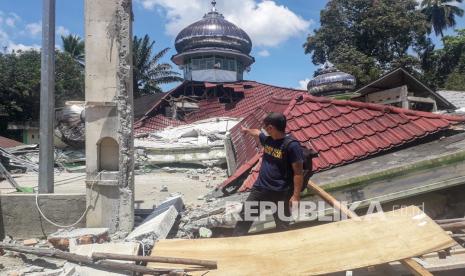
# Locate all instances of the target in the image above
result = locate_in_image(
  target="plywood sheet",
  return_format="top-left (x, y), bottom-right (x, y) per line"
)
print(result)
top-left (149, 206), bottom-right (455, 275)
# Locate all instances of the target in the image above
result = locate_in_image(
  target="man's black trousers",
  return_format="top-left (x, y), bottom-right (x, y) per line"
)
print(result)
top-left (233, 187), bottom-right (293, 236)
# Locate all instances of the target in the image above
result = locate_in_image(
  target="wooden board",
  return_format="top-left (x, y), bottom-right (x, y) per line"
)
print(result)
top-left (149, 206), bottom-right (455, 275)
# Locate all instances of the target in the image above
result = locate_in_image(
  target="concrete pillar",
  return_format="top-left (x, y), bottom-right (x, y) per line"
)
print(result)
top-left (84, 0), bottom-right (134, 234)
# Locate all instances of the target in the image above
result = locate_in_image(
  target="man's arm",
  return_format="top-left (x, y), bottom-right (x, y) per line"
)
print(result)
top-left (289, 162), bottom-right (304, 208)
top-left (241, 126), bottom-right (262, 145)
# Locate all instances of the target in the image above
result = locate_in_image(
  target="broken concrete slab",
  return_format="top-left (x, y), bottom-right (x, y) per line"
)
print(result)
top-left (48, 228), bottom-right (109, 251)
top-left (125, 206), bottom-right (178, 248)
top-left (22, 239), bottom-right (39, 246)
top-left (199, 227), bottom-right (212, 238)
top-left (176, 193), bottom-right (246, 238)
top-left (69, 242), bottom-right (139, 276)
top-left (142, 194), bottom-right (184, 224)
top-left (0, 194), bottom-right (86, 240)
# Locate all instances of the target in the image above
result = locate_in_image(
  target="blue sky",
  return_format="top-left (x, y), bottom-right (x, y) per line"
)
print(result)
top-left (0, 0), bottom-right (464, 91)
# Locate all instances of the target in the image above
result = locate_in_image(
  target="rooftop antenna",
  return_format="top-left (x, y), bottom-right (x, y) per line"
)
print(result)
top-left (211, 0), bottom-right (217, 12)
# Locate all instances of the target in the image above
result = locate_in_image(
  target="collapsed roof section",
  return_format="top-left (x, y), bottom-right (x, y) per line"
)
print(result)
top-left (134, 81), bottom-right (304, 134)
top-left (221, 94), bottom-right (465, 192)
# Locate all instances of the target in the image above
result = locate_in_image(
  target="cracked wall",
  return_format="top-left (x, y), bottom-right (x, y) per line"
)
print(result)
top-left (84, 0), bottom-right (134, 234)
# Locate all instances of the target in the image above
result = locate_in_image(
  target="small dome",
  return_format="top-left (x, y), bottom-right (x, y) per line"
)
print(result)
top-left (308, 62), bottom-right (356, 96)
top-left (174, 5), bottom-right (252, 55)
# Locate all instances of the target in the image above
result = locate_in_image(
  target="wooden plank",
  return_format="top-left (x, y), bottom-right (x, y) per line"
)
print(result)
top-left (148, 206), bottom-right (455, 275)
top-left (400, 259), bottom-right (431, 276)
top-left (307, 180), bottom-right (433, 276)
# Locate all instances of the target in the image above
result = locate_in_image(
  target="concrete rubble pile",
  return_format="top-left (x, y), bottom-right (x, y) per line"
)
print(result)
top-left (135, 117), bottom-right (240, 168)
top-left (0, 145), bottom-right (86, 174)
top-left (176, 193), bottom-right (247, 238)
top-left (0, 145), bottom-right (40, 173)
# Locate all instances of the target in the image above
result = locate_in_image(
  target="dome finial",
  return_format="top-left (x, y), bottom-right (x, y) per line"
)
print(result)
top-left (211, 0), bottom-right (217, 12)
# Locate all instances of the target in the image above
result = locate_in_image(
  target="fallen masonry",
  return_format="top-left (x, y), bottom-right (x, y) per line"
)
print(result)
top-left (48, 228), bottom-right (110, 251)
top-left (125, 206), bottom-right (179, 250)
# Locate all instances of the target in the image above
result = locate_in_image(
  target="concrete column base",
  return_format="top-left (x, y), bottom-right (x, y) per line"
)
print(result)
top-left (0, 193), bottom-right (86, 239)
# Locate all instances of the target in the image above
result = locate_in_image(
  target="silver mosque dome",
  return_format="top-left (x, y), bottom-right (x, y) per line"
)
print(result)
top-left (307, 62), bottom-right (356, 96)
top-left (174, 5), bottom-right (252, 55)
top-left (172, 1), bottom-right (254, 82)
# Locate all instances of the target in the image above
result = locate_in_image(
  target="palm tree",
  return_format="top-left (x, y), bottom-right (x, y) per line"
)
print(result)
top-left (61, 35), bottom-right (85, 62)
top-left (421, 0), bottom-right (464, 37)
top-left (133, 35), bottom-right (182, 98)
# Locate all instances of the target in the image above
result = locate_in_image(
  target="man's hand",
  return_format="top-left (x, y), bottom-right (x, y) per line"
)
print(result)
top-left (289, 193), bottom-right (301, 211)
top-left (241, 125), bottom-right (261, 137)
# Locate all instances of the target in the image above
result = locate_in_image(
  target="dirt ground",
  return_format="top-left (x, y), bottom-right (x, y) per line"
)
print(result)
top-left (0, 169), bottom-right (227, 275)
top-left (0, 170), bottom-right (227, 209)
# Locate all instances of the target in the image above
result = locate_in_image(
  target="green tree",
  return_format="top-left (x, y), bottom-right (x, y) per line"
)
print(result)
top-left (133, 35), bottom-right (182, 98)
top-left (304, 0), bottom-right (430, 87)
top-left (422, 29), bottom-right (465, 90)
top-left (421, 0), bottom-right (464, 37)
top-left (61, 35), bottom-right (85, 62)
top-left (0, 49), bottom-right (84, 122)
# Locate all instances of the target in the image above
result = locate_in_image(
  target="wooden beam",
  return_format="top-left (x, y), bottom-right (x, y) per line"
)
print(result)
top-left (0, 243), bottom-right (180, 275)
top-left (91, 252), bottom-right (217, 269)
top-left (440, 221), bottom-right (465, 232)
top-left (400, 259), bottom-right (432, 276)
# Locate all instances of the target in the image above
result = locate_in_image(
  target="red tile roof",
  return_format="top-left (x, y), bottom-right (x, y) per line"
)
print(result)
top-left (0, 136), bottom-right (23, 149)
top-left (134, 81), bottom-right (465, 193)
top-left (220, 94), bottom-right (465, 192)
top-left (134, 81), bottom-right (304, 134)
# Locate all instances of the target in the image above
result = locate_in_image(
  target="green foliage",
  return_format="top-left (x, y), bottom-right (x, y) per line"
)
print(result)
top-left (304, 0), bottom-right (430, 87)
top-left (61, 35), bottom-right (85, 61)
top-left (0, 50), bottom-right (84, 122)
top-left (133, 35), bottom-right (183, 98)
top-left (421, 0), bottom-right (464, 37)
top-left (422, 29), bottom-right (465, 90)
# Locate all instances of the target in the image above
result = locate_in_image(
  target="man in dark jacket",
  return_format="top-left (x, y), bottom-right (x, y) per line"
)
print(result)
top-left (233, 112), bottom-right (304, 236)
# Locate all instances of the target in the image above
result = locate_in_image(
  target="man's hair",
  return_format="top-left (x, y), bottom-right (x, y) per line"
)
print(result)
top-left (263, 112), bottom-right (286, 132)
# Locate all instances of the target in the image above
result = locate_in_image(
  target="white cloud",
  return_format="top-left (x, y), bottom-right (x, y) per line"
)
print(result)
top-left (57, 26), bottom-right (70, 37)
top-left (0, 13), bottom-right (39, 53)
top-left (138, 0), bottom-right (312, 48)
top-left (5, 13), bottom-right (20, 27)
top-left (258, 49), bottom-right (270, 57)
top-left (9, 42), bottom-right (40, 52)
top-left (0, 29), bottom-right (39, 52)
top-left (25, 21), bottom-right (42, 37)
top-left (297, 78), bottom-right (310, 90)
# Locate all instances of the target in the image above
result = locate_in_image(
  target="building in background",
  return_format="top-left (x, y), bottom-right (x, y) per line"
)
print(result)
top-left (307, 61), bottom-right (357, 99)
top-left (7, 122), bottom-right (40, 145)
top-left (171, 1), bottom-right (255, 83)
top-left (352, 68), bottom-right (455, 112)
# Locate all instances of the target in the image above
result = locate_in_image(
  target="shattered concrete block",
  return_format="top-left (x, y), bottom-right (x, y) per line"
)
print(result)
top-left (22, 239), bottom-right (39, 246)
top-left (142, 194), bottom-right (184, 224)
top-left (17, 265), bottom-right (45, 275)
top-left (126, 206), bottom-right (178, 245)
top-left (48, 228), bottom-right (109, 251)
top-left (199, 227), bottom-right (212, 238)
